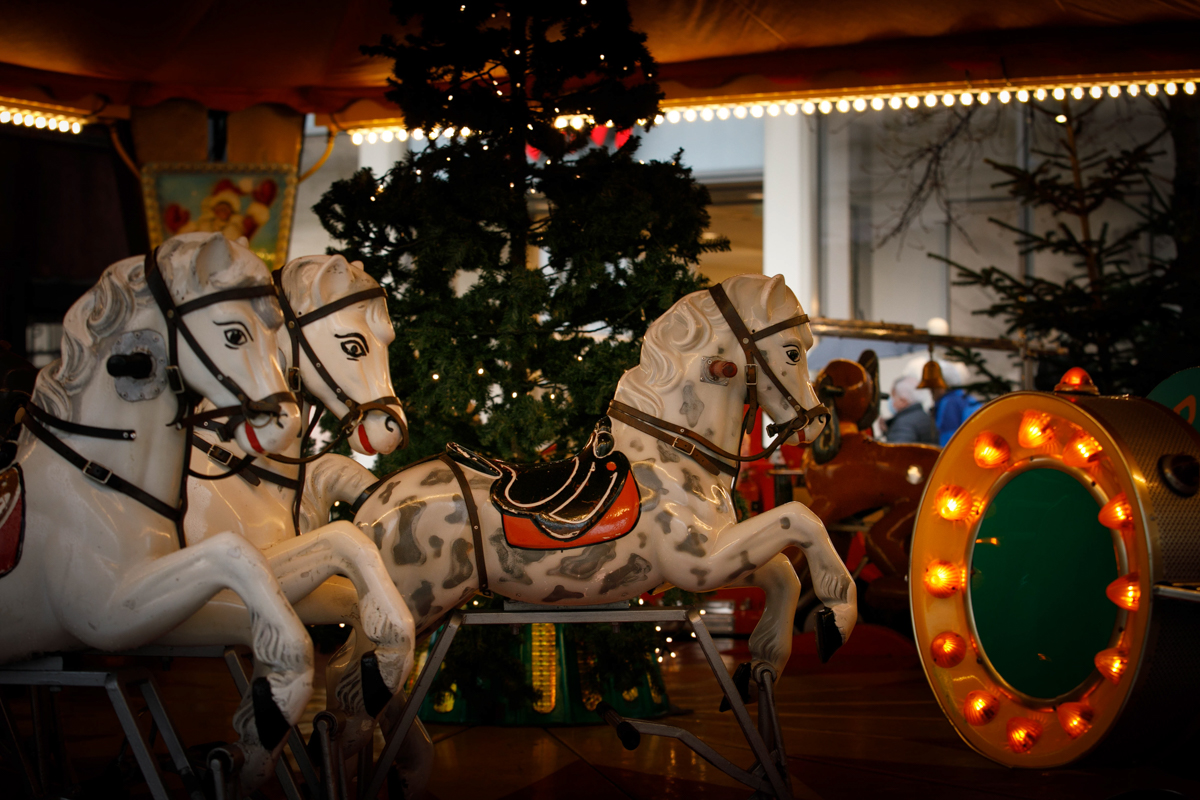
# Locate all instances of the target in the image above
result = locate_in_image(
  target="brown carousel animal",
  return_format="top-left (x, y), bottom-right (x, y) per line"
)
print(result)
top-left (801, 352), bottom-right (939, 619)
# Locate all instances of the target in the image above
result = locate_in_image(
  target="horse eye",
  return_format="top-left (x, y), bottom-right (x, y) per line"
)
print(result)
top-left (224, 329), bottom-right (247, 346)
top-left (786, 348), bottom-right (800, 362)
top-left (341, 340), bottom-right (367, 359)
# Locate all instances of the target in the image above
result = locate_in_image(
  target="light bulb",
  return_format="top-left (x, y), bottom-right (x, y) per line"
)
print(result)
top-left (1090, 86), bottom-right (1103, 98)
top-left (1057, 702), bottom-right (1093, 739)
top-left (1128, 84), bottom-right (1140, 97)
top-left (750, 105), bottom-right (764, 118)
top-left (1106, 572), bottom-right (1140, 611)
top-left (870, 97), bottom-right (884, 110)
top-left (1108, 85), bottom-right (1121, 97)
top-left (767, 103), bottom-right (780, 116)
top-left (942, 93), bottom-right (955, 106)
top-left (836, 100), bottom-right (850, 113)
top-left (1071, 86), bottom-right (1083, 99)
top-left (973, 432), bottom-right (1010, 468)
top-left (1147, 83), bottom-right (1159, 96)
top-left (1166, 82), bottom-right (1178, 96)
top-left (924, 94), bottom-right (937, 107)
top-left (818, 101), bottom-right (832, 114)
top-left (935, 484), bottom-right (973, 522)
top-left (930, 631), bottom-right (966, 668)
top-left (999, 90), bottom-right (1011, 103)
top-left (1018, 410), bottom-right (1055, 448)
top-left (852, 98), bottom-right (866, 112)
top-left (1017, 89), bottom-right (1030, 102)
top-left (352, 132), bottom-right (364, 145)
top-left (978, 91), bottom-right (990, 104)
top-left (717, 107), bottom-right (730, 120)
top-left (785, 102), bottom-right (798, 115)
top-left (1007, 717), bottom-right (1042, 753)
top-left (959, 92), bottom-right (973, 105)
top-left (963, 691), bottom-right (999, 725)
top-left (906, 96), bottom-right (919, 108)
top-left (733, 106), bottom-right (747, 119)
top-left (1098, 493), bottom-right (1134, 530)
top-left (700, 108), bottom-right (713, 121)
top-left (923, 560), bottom-right (963, 599)
top-left (889, 97), bottom-right (902, 109)
top-left (802, 102), bottom-right (816, 115)
top-left (683, 109), bottom-right (696, 122)
top-left (1186, 82), bottom-right (1196, 95)
top-left (1062, 431), bottom-right (1102, 468)
top-left (367, 131), bottom-right (377, 143)
top-left (1095, 647), bottom-right (1128, 683)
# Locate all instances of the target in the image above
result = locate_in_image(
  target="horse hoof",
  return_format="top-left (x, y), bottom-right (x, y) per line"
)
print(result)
top-left (718, 662), bottom-right (754, 712)
top-left (815, 606), bottom-right (843, 664)
top-left (361, 650), bottom-right (396, 718)
top-left (251, 676), bottom-right (292, 749)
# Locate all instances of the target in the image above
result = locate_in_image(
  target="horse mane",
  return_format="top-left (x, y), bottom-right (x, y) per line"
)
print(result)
top-left (620, 274), bottom-right (804, 416)
top-left (280, 254), bottom-right (393, 345)
top-left (32, 233), bottom-right (276, 421)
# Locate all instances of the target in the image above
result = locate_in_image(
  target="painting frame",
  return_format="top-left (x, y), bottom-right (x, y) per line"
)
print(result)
top-left (141, 162), bottom-right (298, 271)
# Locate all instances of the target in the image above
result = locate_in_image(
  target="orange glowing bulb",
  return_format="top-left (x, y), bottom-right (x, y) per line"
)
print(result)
top-left (1063, 432), bottom-right (1103, 467)
top-left (935, 484), bottom-right (973, 521)
top-left (1098, 493), bottom-right (1134, 530)
top-left (1106, 572), bottom-right (1140, 611)
top-left (973, 432), bottom-right (1010, 468)
top-left (1054, 367), bottom-right (1099, 394)
top-left (1095, 647), bottom-right (1128, 684)
top-left (923, 560), bottom-right (963, 599)
top-left (930, 631), bottom-right (967, 668)
top-left (1006, 717), bottom-right (1042, 753)
top-left (963, 691), bottom-right (999, 725)
top-left (1018, 410), bottom-right (1055, 448)
top-left (1056, 702), bottom-right (1094, 739)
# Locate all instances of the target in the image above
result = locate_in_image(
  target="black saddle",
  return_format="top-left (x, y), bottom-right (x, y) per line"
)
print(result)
top-left (450, 421), bottom-right (635, 542)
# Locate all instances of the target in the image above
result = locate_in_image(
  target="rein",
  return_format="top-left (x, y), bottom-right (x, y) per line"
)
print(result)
top-left (606, 284), bottom-right (829, 486)
top-left (20, 247), bottom-right (293, 548)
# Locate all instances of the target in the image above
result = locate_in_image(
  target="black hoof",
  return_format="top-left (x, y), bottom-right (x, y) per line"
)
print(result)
top-left (815, 606), bottom-right (843, 664)
top-left (250, 676), bottom-right (291, 749)
top-left (361, 650), bottom-right (396, 718)
top-left (718, 662), bottom-right (753, 712)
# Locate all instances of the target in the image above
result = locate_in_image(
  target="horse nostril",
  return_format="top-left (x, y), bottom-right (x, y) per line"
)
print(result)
top-left (384, 417), bottom-right (396, 433)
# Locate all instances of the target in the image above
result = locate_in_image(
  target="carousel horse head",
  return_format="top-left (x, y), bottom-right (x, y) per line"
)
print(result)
top-left (33, 232), bottom-right (301, 456)
top-left (278, 254), bottom-right (407, 455)
top-left (624, 273), bottom-right (826, 446)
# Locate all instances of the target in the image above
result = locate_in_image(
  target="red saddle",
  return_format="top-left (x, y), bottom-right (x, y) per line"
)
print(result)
top-left (0, 465), bottom-right (24, 578)
top-left (452, 424), bottom-right (641, 550)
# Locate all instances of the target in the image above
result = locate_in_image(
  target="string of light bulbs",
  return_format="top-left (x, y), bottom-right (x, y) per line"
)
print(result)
top-left (0, 99), bottom-right (86, 134)
top-left (346, 78), bottom-right (1199, 144)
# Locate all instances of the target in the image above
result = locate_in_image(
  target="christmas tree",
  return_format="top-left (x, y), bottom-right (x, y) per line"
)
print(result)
top-left (316, 0), bottom-right (725, 471)
top-left (316, 0), bottom-right (727, 721)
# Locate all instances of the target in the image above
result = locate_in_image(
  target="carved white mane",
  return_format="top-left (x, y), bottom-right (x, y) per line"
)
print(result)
top-left (32, 233), bottom-right (280, 421)
top-left (621, 274), bottom-right (805, 416)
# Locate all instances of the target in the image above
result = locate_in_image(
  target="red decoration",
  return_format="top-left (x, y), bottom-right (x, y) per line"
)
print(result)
top-left (614, 129), bottom-right (632, 149)
top-left (525, 143), bottom-right (541, 161)
top-left (252, 179), bottom-right (278, 206)
top-left (163, 203), bottom-right (190, 233)
top-left (590, 125), bottom-right (609, 146)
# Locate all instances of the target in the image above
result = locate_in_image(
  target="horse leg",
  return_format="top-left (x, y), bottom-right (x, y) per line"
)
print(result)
top-left (659, 502), bottom-right (857, 678)
top-left (57, 531), bottom-right (313, 789)
top-left (260, 521), bottom-right (415, 704)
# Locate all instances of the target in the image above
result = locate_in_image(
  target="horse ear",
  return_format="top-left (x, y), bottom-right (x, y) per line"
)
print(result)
top-left (194, 233), bottom-right (234, 287)
top-left (312, 255), bottom-right (354, 307)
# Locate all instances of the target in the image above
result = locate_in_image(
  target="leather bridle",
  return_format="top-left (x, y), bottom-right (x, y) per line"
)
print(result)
top-left (21, 247), bottom-right (296, 548)
top-left (607, 284), bottom-right (829, 485)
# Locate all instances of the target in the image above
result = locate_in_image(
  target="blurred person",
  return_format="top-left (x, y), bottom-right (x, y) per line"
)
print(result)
top-left (885, 376), bottom-right (937, 444)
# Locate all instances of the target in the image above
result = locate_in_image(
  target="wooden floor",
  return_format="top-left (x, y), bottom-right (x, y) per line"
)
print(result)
top-left (3, 626), bottom-right (1198, 799)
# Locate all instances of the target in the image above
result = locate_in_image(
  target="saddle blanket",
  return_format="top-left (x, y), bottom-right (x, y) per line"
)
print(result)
top-left (0, 465), bottom-right (25, 577)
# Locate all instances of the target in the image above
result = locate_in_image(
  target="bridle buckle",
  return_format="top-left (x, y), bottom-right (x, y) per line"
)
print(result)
top-left (165, 365), bottom-right (185, 394)
top-left (206, 445), bottom-right (234, 466)
top-left (672, 438), bottom-right (696, 456)
top-left (745, 364), bottom-right (757, 387)
top-left (287, 367), bottom-right (302, 393)
top-left (83, 461), bottom-right (113, 485)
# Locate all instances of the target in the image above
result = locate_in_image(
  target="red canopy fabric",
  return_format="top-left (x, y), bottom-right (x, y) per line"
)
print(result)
top-left (2, 0), bottom-right (1199, 114)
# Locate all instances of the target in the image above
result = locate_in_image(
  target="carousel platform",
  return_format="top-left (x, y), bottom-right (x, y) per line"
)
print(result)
top-left (2, 624), bottom-right (1196, 799)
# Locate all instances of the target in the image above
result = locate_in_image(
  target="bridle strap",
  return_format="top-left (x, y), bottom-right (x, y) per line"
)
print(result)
top-left (188, 391), bottom-right (294, 442)
top-left (23, 402), bottom-right (135, 441)
top-left (439, 453), bottom-right (489, 594)
top-left (606, 401), bottom-right (738, 478)
top-left (19, 407), bottom-right (183, 534)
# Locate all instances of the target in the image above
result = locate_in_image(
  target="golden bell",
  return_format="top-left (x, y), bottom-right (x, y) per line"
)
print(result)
top-left (917, 359), bottom-right (948, 391)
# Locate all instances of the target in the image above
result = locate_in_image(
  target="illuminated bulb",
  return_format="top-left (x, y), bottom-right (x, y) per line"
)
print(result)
top-left (1095, 647), bottom-right (1128, 683)
top-left (923, 560), bottom-right (963, 599)
top-left (1054, 87), bottom-right (1066, 100)
top-left (432, 373), bottom-right (440, 381)
top-left (1055, 366), bottom-right (1097, 393)
top-left (906, 96), bottom-right (919, 108)
top-left (428, 128), bottom-right (440, 140)
top-left (477, 368), bottom-right (484, 375)
top-left (1090, 86), bottom-right (1103, 98)
top-left (717, 107), bottom-right (730, 120)
top-left (1186, 82), bottom-right (1197, 95)
top-left (34, 116), bottom-right (46, 129)
top-left (924, 94), bottom-right (937, 107)
top-left (1062, 431), bottom-right (1102, 468)
top-left (802, 102), bottom-right (816, 115)
top-left (1098, 493), bottom-right (1134, 530)
top-left (0, 111), bottom-right (8, 123)
top-left (1109, 85), bottom-right (1121, 97)
top-left (1018, 410), bottom-right (1055, 448)
top-left (1017, 89), bottom-right (1030, 102)
top-left (1071, 86), bottom-right (1084, 99)
top-left (23, 115), bottom-right (34, 127)
top-left (1055, 114), bottom-right (1067, 124)
top-left (889, 97), bottom-right (902, 109)
top-left (444, 127), bottom-right (455, 138)
top-left (1007, 717), bottom-right (1042, 753)
top-left (978, 91), bottom-right (990, 104)
top-left (870, 97), bottom-right (884, 110)
top-left (971, 431), bottom-right (1009, 468)
top-left (733, 106), bottom-right (747, 119)
top-left (1147, 83), bottom-right (1159, 96)
top-left (959, 92), bottom-right (973, 105)
top-left (654, 114), bottom-right (664, 124)
top-left (70, 122), bottom-right (81, 134)
top-left (852, 98), bottom-right (866, 112)
top-left (963, 691), bottom-right (999, 725)
top-left (684, 109), bottom-right (697, 122)
top-left (930, 631), bottom-right (967, 668)
top-left (998, 90), bottom-right (1011, 103)
top-left (819, 101), bottom-right (832, 114)
top-left (935, 484), bottom-right (973, 522)
top-left (700, 108), bottom-right (714, 121)
top-left (367, 131), bottom-right (377, 144)
top-left (412, 129), bottom-right (425, 140)
top-left (1106, 572), bottom-right (1140, 611)
top-left (942, 93), bottom-right (955, 107)
top-left (397, 129), bottom-right (409, 141)
top-left (767, 103), bottom-right (781, 116)
top-left (573, 115), bottom-right (586, 128)
top-left (836, 100), bottom-right (850, 113)
top-left (12, 113), bottom-right (22, 125)
top-left (1057, 702), bottom-right (1093, 739)
top-left (511, 391), bottom-right (518, 398)
top-left (1166, 82), bottom-right (1178, 96)
top-left (554, 116), bottom-right (569, 129)
top-left (750, 105), bottom-right (764, 118)
top-left (351, 132), bottom-right (364, 145)
top-left (381, 130), bottom-right (394, 142)
top-left (785, 102), bottom-right (798, 115)
top-left (1035, 88), bottom-right (1047, 100)
top-left (1128, 84), bottom-right (1140, 97)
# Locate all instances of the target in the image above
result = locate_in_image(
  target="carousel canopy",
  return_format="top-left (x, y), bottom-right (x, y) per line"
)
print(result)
top-left (1, 0), bottom-right (1199, 120)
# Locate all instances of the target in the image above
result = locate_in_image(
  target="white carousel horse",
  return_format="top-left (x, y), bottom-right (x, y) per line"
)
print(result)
top-left (352, 273), bottom-right (857, 693)
top-left (170, 254), bottom-right (420, 762)
top-left (0, 233), bottom-right (321, 787)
